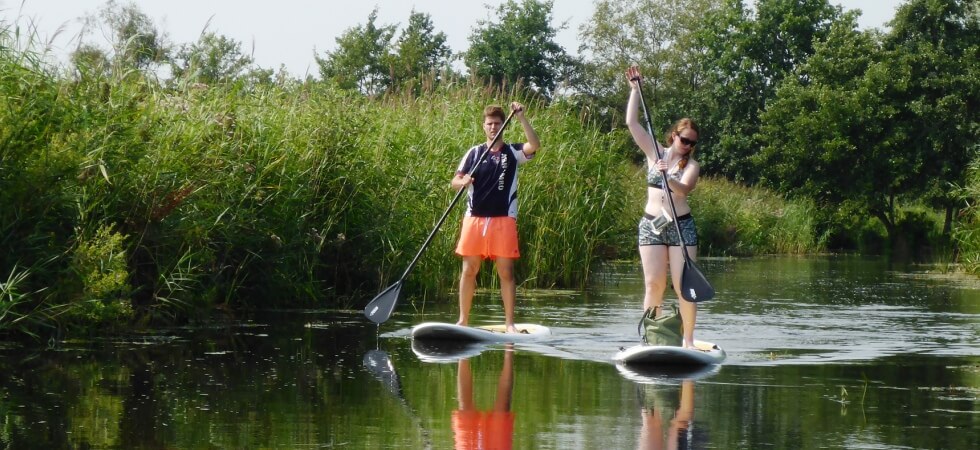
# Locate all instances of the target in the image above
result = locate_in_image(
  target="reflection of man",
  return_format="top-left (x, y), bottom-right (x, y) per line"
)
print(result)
top-left (452, 345), bottom-right (515, 450)
top-left (638, 380), bottom-right (694, 450)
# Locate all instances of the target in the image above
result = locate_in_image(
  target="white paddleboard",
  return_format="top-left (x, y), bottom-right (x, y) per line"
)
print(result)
top-left (411, 322), bottom-right (551, 343)
top-left (613, 340), bottom-right (726, 366)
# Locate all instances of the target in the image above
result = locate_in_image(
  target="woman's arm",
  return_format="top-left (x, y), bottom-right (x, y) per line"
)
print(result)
top-left (667, 160), bottom-right (700, 195)
top-left (625, 67), bottom-right (662, 162)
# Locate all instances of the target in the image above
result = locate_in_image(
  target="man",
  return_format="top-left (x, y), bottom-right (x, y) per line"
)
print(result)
top-left (451, 102), bottom-right (540, 333)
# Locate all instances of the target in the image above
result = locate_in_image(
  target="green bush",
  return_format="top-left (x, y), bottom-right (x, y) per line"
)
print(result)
top-left (69, 224), bottom-right (133, 325)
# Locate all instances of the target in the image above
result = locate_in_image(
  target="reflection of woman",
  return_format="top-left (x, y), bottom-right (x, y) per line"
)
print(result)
top-left (638, 380), bottom-right (695, 450)
top-left (452, 346), bottom-right (515, 450)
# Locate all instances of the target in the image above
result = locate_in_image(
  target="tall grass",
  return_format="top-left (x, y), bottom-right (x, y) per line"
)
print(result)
top-left (0, 25), bottom-right (841, 336)
top-left (352, 86), bottom-right (638, 301)
top-left (692, 178), bottom-right (824, 255)
top-left (955, 160), bottom-right (980, 274)
top-left (0, 31), bottom-right (639, 332)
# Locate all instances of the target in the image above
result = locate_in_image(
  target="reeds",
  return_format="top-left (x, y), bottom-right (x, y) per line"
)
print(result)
top-left (692, 177), bottom-right (824, 255)
top-left (0, 25), bottom-right (833, 335)
top-left (0, 37), bottom-right (639, 331)
top-left (954, 160), bottom-right (980, 274)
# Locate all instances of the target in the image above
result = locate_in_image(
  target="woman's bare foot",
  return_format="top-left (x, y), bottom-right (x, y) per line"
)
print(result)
top-left (505, 324), bottom-right (519, 333)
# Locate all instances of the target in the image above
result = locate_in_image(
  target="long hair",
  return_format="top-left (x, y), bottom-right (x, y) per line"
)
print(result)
top-left (664, 118), bottom-right (699, 169)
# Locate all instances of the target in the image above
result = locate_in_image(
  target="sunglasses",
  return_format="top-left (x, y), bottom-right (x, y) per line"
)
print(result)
top-left (677, 136), bottom-right (698, 147)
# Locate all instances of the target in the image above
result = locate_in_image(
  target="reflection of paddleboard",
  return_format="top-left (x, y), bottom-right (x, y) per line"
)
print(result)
top-left (411, 322), bottom-right (550, 343)
top-left (411, 339), bottom-right (488, 363)
top-left (613, 340), bottom-right (726, 366)
top-left (616, 361), bottom-right (721, 384)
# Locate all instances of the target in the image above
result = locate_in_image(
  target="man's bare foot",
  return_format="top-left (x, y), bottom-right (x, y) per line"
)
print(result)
top-left (456, 319), bottom-right (468, 327)
top-left (505, 325), bottom-right (519, 334)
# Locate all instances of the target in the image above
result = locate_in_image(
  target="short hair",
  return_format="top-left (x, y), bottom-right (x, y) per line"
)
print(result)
top-left (483, 105), bottom-right (505, 122)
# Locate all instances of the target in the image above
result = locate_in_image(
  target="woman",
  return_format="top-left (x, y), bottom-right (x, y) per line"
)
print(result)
top-left (625, 65), bottom-right (702, 348)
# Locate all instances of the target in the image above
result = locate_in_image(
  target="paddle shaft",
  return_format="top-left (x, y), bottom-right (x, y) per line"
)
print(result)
top-left (395, 110), bottom-right (517, 281)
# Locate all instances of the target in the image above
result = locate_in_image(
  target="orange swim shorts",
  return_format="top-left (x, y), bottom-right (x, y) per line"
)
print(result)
top-left (455, 216), bottom-right (520, 259)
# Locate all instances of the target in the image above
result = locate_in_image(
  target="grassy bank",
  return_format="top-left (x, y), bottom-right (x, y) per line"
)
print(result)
top-left (1, 34), bottom-right (826, 336)
top-left (692, 178), bottom-right (824, 255)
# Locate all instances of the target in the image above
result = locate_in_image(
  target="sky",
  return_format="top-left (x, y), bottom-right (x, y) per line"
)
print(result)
top-left (5, 0), bottom-right (906, 77)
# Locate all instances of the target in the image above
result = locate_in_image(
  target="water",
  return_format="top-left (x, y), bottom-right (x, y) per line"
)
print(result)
top-left (0, 255), bottom-right (977, 449)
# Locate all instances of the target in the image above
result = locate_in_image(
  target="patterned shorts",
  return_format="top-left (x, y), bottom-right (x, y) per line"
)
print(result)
top-left (638, 212), bottom-right (698, 246)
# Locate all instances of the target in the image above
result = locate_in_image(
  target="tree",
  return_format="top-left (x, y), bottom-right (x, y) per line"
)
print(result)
top-left (754, 13), bottom-right (910, 236)
top-left (575, 0), bottom-right (841, 179)
top-left (315, 8), bottom-right (396, 95)
top-left (464, 0), bottom-right (571, 98)
top-left (576, 0), bottom-right (721, 130)
top-left (882, 0), bottom-right (980, 235)
top-left (748, 0), bottom-right (842, 90)
top-left (171, 32), bottom-right (255, 84)
top-left (70, 43), bottom-right (111, 77)
top-left (688, 0), bottom-right (842, 181)
top-left (75, 0), bottom-right (169, 72)
top-left (681, 0), bottom-right (764, 178)
top-left (389, 11), bottom-right (455, 92)
top-left (755, 0), bottom-right (980, 244)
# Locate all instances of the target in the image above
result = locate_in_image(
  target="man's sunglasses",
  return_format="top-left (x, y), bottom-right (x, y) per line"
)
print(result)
top-left (678, 136), bottom-right (698, 147)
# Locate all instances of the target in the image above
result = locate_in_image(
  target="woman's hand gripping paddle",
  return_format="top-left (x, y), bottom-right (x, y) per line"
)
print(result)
top-left (632, 76), bottom-right (715, 302)
top-left (364, 110), bottom-right (518, 324)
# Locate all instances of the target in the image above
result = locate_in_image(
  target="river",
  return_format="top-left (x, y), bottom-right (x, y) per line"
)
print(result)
top-left (1, 255), bottom-right (977, 449)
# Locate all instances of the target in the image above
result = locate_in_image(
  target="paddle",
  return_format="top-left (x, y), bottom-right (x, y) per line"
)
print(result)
top-left (632, 77), bottom-right (715, 302)
top-left (364, 109), bottom-right (518, 324)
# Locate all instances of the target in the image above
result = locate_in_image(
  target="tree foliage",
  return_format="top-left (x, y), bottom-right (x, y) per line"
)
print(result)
top-left (881, 0), bottom-right (980, 232)
top-left (76, 0), bottom-right (169, 72)
top-left (755, 0), bottom-right (980, 240)
top-left (171, 32), bottom-right (255, 84)
top-left (685, 0), bottom-right (841, 181)
top-left (576, 0), bottom-right (841, 179)
top-left (315, 9), bottom-right (454, 96)
top-left (464, 0), bottom-right (571, 98)
top-left (316, 8), bottom-right (396, 95)
top-left (390, 11), bottom-right (455, 92)
top-left (754, 13), bottom-right (908, 233)
top-left (576, 0), bottom-right (721, 129)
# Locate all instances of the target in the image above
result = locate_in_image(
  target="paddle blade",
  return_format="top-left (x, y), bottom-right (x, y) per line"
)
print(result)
top-left (681, 259), bottom-right (715, 302)
top-left (364, 281), bottom-right (403, 324)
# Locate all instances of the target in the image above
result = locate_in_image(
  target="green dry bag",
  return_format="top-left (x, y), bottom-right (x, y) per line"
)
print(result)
top-left (638, 304), bottom-right (682, 347)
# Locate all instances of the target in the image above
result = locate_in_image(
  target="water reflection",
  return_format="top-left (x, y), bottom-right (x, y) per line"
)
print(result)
top-left (412, 338), bottom-right (489, 363)
top-left (362, 349), bottom-right (434, 449)
top-left (637, 380), bottom-right (704, 450)
top-left (453, 344), bottom-right (515, 450)
top-left (0, 256), bottom-right (976, 449)
top-left (616, 362), bottom-right (721, 384)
